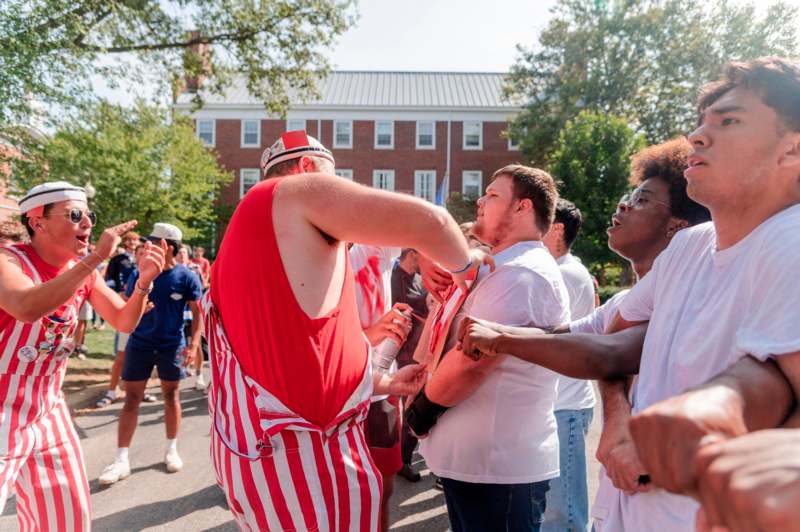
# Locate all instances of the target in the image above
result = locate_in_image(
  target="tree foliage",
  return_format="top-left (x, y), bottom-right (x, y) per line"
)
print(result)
top-left (0, 0), bottom-right (356, 124)
top-left (548, 110), bottom-right (646, 271)
top-left (8, 101), bottom-right (233, 246)
top-left (506, 0), bottom-right (800, 165)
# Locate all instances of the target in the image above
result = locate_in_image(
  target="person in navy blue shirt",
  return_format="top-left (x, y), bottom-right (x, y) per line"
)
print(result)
top-left (99, 223), bottom-right (203, 485)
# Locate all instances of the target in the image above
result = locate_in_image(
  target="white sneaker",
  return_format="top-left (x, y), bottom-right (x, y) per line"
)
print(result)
top-left (98, 459), bottom-right (131, 485)
top-left (165, 449), bottom-right (183, 473)
top-left (195, 373), bottom-right (207, 391)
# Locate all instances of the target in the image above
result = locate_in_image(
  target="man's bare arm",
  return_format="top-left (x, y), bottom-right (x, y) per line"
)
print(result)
top-left (425, 345), bottom-right (505, 407)
top-left (458, 317), bottom-right (645, 379)
top-left (629, 355), bottom-right (795, 495)
top-left (282, 173), bottom-right (474, 273)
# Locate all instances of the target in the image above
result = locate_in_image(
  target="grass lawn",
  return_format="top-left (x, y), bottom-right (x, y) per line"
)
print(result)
top-left (63, 326), bottom-right (116, 392)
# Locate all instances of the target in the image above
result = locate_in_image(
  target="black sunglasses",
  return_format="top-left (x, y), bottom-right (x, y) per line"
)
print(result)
top-left (46, 208), bottom-right (97, 226)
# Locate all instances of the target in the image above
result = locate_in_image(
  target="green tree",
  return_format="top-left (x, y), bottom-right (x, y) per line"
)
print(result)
top-left (548, 110), bottom-right (646, 273)
top-left (506, 0), bottom-right (799, 165)
top-left (8, 101), bottom-right (233, 247)
top-left (446, 192), bottom-right (478, 224)
top-left (0, 0), bottom-right (355, 124)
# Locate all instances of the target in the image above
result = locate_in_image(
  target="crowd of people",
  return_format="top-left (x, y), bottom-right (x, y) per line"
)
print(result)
top-left (0, 55), bottom-right (797, 532)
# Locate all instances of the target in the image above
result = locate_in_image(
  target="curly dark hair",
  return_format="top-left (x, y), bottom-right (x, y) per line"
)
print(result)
top-left (630, 138), bottom-right (711, 226)
top-left (698, 57), bottom-right (800, 133)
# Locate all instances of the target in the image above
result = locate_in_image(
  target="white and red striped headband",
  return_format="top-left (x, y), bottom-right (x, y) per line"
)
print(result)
top-left (260, 130), bottom-right (335, 175)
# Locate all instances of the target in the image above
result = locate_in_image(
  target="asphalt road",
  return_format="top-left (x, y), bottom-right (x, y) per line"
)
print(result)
top-left (0, 376), bottom-right (601, 531)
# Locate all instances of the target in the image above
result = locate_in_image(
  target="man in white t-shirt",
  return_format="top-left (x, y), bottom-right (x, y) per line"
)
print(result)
top-left (606, 57), bottom-right (800, 531)
top-left (411, 165), bottom-right (569, 532)
top-left (541, 199), bottom-right (597, 532)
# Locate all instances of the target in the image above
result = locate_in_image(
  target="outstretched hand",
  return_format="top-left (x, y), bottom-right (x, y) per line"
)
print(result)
top-left (137, 239), bottom-right (167, 286)
top-left (95, 220), bottom-right (138, 261)
top-left (457, 315), bottom-right (504, 360)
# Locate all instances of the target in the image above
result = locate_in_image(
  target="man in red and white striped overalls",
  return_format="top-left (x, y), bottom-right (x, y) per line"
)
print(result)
top-left (204, 131), bottom-right (491, 531)
top-left (0, 181), bottom-right (166, 531)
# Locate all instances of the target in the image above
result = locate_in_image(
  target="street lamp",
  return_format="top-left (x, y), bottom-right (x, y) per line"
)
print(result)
top-left (84, 181), bottom-right (96, 200)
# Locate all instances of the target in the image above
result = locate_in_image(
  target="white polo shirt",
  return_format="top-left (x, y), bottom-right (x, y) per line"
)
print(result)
top-left (420, 240), bottom-right (570, 484)
top-left (554, 253), bottom-right (598, 411)
top-left (602, 204), bottom-right (800, 531)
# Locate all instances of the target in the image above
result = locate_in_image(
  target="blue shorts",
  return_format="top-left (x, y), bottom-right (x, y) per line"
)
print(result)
top-left (122, 344), bottom-right (186, 382)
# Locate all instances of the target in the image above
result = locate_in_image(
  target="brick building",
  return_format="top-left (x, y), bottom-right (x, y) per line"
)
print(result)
top-left (175, 71), bottom-right (523, 207)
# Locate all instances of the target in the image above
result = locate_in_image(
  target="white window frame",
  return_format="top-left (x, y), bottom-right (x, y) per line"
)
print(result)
top-left (416, 121), bottom-right (436, 149)
top-left (372, 169), bottom-right (395, 191)
top-left (286, 119), bottom-right (306, 132)
top-left (241, 119), bottom-right (260, 148)
top-left (334, 120), bottom-right (353, 149)
top-left (335, 169), bottom-right (353, 181)
top-left (374, 120), bottom-right (394, 149)
top-left (197, 119), bottom-right (215, 147)
top-left (463, 121), bottom-right (483, 150)
top-left (462, 171), bottom-right (483, 200)
top-left (507, 129), bottom-right (521, 151)
top-left (239, 168), bottom-right (260, 198)
top-left (414, 170), bottom-right (436, 203)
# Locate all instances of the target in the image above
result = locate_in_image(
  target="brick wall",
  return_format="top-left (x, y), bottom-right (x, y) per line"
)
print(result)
top-left (203, 118), bottom-right (524, 207)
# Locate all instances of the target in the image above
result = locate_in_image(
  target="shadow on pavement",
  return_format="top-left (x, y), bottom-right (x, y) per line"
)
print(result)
top-left (91, 485), bottom-right (229, 532)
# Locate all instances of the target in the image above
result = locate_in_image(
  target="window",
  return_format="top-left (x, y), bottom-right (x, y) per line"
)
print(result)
top-left (286, 119), bottom-right (306, 132)
top-left (416, 121), bottom-right (435, 149)
top-left (241, 119), bottom-right (260, 148)
top-left (334, 120), bottom-right (353, 148)
top-left (372, 170), bottom-right (395, 191)
top-left (374, 121), bottom-right (394, 149)
top-left (197, 119), bottom-right (215, 146)
top-left (414, 170), bottom-right (436, 202)
top-left (463, 121), bottom-right (482, 150)
top-left (507, 128), bottom-right (521, 150)
top-left (240, 169), bottom-right (260, 198)
top-left (335, 169), bottom-right (353, 181)
top-left (462, 171), bottom-right (483, 199)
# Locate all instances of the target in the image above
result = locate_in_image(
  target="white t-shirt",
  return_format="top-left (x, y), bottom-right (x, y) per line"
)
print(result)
top-left (570, 289), bottom-right (629, 335)
top-left (569, 290), bottom-right (629, 528)
top-left (420, 241), bottom-right (571, 484)
top-left (603, 205), bottom-right (800, 532)
top-left (555, 253), bottom-right (598, 411)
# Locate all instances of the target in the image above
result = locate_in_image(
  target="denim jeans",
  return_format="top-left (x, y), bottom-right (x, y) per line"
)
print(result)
top-left (542, 407), bottom-right (594, 532)
top-left (442, 477), bottom-right (550, 532)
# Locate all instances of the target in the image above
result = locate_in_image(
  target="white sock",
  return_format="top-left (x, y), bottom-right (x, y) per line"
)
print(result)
top-left (166, 438), bottom-right (177, 453)
top-left (116, 447), bottom-right (129, 463)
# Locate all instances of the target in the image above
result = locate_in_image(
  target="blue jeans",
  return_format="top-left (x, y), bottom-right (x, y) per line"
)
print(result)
top-left (442, 477), bottom-right (550, 532)
top-left (542, 407), bottom-right (594, 532)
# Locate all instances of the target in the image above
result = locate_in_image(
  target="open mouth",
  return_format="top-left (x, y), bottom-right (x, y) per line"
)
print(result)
top-left (76, 235), bottom-right (89, 245)
top-left (687, 156), bottom-right (708, 168)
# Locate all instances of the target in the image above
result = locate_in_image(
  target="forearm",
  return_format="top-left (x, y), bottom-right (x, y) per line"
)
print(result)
top-left (496, 326), bottom-right (643, 379)
top-left (599, 378), bottom-right (632, 424)
top-left (13, 257), bottom-right (99, 322)
top-left (425, 348), bottom-right (504, 407)
top-left (691, 356), bottom-right (794, 434)
top-left (109, 289), bottom-right (149, 333)
top-left (188, 313), bottom-right (202, 348)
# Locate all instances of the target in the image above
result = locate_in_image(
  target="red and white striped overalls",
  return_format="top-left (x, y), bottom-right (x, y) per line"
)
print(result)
top-left (0, 245), bottom-right (92, 531)
top-left (201, 292), bottom-right (382, 532)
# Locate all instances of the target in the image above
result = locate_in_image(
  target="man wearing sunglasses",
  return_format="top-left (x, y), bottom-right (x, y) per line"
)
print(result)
top-left (0, 181), bottom-right (166, 531)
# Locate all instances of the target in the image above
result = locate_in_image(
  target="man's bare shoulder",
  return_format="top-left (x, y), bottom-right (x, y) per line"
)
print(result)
top-left (0, 248), bottom-right (23, 270)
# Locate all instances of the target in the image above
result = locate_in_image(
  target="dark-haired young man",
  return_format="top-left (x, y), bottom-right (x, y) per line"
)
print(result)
top-left (541, 199), bottom-right (596, 532)
top-left (616, 56), bottom-right (800, 531)
top-left (411, 165), bottom-right (570, 532)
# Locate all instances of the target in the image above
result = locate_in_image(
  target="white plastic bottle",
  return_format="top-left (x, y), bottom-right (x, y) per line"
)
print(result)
top-left (372, 310), bottom-right (412, 372)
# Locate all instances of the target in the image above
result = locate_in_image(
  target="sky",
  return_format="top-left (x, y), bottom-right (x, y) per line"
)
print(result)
top-left (97, 0), bottom-right (799, 105)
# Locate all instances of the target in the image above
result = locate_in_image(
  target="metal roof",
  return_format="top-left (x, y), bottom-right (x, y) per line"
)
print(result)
top-left (177, 71), bottom-right (519, 110)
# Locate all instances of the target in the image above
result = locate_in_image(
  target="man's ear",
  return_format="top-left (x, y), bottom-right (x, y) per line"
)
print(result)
top-left (778, 131), bottom-right (800, 175)
top-left (667, 217), bottom-right (689, 236)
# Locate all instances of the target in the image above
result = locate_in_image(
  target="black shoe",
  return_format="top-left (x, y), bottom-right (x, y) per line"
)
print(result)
top-left (433, 475), bottom-right (444, 491)
top-left (398, 463), bottom-right (421, 482)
